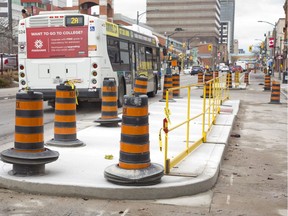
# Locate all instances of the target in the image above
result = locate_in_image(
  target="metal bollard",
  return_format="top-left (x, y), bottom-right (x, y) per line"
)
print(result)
top-left (134, 76), bottom-right (148, 96)
top-left (159, 74), bottom-right (175, 102)
top-left (46, 83), bottom-right (83, 147)
top-left (1, 91), bottom-right (59, 176)
top-left (104, 95), bottom-right (164, 185)
top-left (269, 81), bottom-right (281, 104)
top-left (95, 79), bottom-right (121, 126)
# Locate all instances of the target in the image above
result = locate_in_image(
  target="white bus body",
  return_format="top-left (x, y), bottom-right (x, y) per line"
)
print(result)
top-left (18, 11), bottom-right (160, 106)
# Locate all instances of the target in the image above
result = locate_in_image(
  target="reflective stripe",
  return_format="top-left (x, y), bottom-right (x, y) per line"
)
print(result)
top-left (121, 124), bottom-right (148, 135)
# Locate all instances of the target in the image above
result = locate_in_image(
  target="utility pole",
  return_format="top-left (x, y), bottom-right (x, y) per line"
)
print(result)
top-left (8, 0), bottom-right (12, 53)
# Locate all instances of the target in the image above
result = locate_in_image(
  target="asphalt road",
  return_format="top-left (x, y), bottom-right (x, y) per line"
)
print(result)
top-left (0, 72), bottom-right (287, 216)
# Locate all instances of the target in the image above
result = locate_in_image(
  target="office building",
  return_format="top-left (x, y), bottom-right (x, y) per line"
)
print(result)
top-left (219, 0), bottom-right (235, 53)
top-left (41, 0), bottom-right (67, 7)
top-left (146, 0), bottom-right (221, 46)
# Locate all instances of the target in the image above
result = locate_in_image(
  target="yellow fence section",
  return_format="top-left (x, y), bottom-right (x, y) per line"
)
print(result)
top-left (160, 74), bottom-right (230, 174)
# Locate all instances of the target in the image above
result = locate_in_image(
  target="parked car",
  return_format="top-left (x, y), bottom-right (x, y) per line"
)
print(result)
top-left (190, 65), bottom-right (204, 75)
top-left (231, 65), bottom-right (243, 73)
top-left (220, 65), bottom-right (230, 73)
top-left (0, 54), bottom-right (17, 71)
top-left (183, 66), bottom-right (192, 75)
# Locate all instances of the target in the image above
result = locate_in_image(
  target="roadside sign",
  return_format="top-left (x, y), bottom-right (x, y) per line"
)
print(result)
top-left (269, 38), bottom-right (274, 48)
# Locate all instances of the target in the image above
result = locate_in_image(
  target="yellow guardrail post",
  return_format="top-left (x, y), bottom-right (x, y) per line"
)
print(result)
top-left (186, 87), bottom-right (191, 150)
top-left (160, 75), bottom-right (230, 175)
top-left (202, 82), bottom-right (207, 142)
top-left (164, 88), bottom-right (171, 174)
top-left (163, 117), bottom-right (169, 174)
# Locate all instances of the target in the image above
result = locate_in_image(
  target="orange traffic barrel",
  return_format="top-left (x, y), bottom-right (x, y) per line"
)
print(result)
top-left (264, 75), bottom-right (271, 91)
top-left (172, 73), bottom-right (181, 98)
top-left (159, 74), bottom-right (175, 102)
top-left (104, 95), bottom-right (164, 185)
top-left (95, 79), bottom-right (121, 126)
top-left (1, 90), bottom-right (59, 176)
top-left (226, 72), bottom-right (232, 88)
top-left (201, 72), bottom-right (213, 98)
top-left (244, 72), bottom-right (249, 85)
top-left (198, 71), bottom-right (204, 84)
top-left (46, 83), bottom-right (83, 147)
top-left (234, 71), bottom-right (240, 88)
top-left (134, 76), bottom-right (148, 96)
top-left (269, 81), bottom-right (281, 104)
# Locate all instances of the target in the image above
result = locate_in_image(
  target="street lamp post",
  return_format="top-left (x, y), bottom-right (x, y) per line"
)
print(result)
top-left (166, 27), bottom-right (184, 48)
top-left (164, 28), bottom-right (184, 74)
top-left (136, 9), bottom-right (159, 25)
top-left (258, 20), bottom-right (280, 79)
top-left (186, 35), bottom-right (199, 67)
top-left (186, 35), bottom-right (199, 50)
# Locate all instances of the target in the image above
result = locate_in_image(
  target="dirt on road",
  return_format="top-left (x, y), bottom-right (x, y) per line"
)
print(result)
top-left (210, 72), bottom-right (287, 216)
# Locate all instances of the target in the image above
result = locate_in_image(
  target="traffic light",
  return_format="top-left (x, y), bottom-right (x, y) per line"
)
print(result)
top-left (208, 44), bottom-right (212, 51)
top-left (249, 45), bottom-right (252, 52)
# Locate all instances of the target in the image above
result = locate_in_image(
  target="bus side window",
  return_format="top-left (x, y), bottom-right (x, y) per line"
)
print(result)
top-left (138, 46), bottom-right (146, 70)
top-left (120, 41), bottom-right (129, 65)
top-left (152, 48), bottom-right (159, 71)
top-left (107, 37), bottom-right (120, 64)
top-left (145, 47), bottom-right (153, 70)
top-left (129, 43), bottom-right (136, 73)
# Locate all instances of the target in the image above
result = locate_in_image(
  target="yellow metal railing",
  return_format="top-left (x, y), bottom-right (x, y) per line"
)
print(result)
top-left (160, 74), bottom-right (229, 174)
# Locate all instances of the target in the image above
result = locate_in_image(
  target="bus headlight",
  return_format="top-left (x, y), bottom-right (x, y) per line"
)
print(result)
top-left (91, 79), bottom-right (97, 84)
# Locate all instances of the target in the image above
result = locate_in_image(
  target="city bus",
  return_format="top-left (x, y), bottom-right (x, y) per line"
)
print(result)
top-left (17, 11), bottom-right (161, 107)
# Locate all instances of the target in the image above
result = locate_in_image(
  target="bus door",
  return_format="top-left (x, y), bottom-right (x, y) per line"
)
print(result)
top-left (129, 42), bottom-right (136, 93)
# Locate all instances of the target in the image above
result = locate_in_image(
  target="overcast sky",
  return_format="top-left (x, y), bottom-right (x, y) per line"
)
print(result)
top-left (114, 0), bottom-right (286, 52)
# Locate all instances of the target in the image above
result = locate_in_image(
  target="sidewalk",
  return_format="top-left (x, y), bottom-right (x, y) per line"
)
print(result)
top-left (0, 86), bottom-right (18, 100)
top-left (0, 90), bottom-right (240, 200)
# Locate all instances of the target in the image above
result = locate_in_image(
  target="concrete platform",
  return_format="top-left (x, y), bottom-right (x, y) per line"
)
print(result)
top-left (0, 97), bottom-right (240, 200)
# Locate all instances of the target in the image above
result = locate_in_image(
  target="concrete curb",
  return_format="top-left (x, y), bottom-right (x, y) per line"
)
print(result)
top-left (0, 144), bottom-right (225, 200)
top-left (0, 98), bottom-right (240, 200)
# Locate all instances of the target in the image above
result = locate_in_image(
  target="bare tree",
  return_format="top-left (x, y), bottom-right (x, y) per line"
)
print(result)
top-left (0, 17), bottom-right (18, 53)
